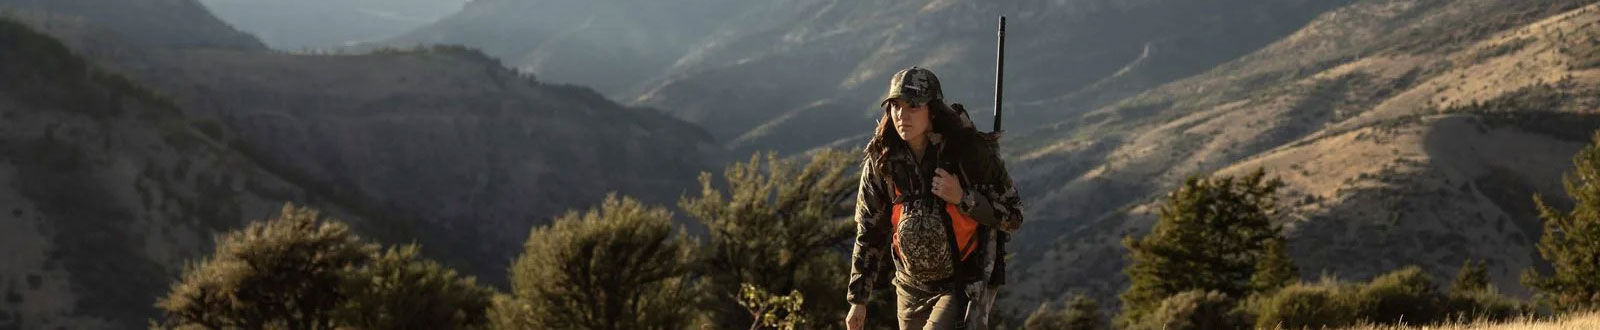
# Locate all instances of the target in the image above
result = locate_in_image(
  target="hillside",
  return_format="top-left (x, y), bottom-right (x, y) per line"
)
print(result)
top-left (1, 0), bottom-right (718, 316)
top-left (0, 19), bottom-right (408, 329)
top-left (0, 0), bottom-right (262, 49)
top-left (112, 45), bottom-right (716, 280)
top-left (386, 0), bottom-right (1353, 155)
top-left (199, 0), bottom-right (465, 50)
top-left (380, 0), bottom-right (757, 99)
top-left (1006, 0), bottom-right (1600, 314)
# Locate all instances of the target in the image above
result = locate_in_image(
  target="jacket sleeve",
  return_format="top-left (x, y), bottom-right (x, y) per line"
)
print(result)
top-left (955, 146), bottom-right (1024, 233)
top-left (847, 159), bottom-right (892, 305)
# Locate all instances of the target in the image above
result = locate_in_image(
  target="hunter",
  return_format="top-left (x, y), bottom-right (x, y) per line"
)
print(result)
top-left (845, 67), bottom-right (1024, 330)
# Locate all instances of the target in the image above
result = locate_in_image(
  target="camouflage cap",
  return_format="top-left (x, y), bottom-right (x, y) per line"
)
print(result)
top-left (881, 67), bottom-right (943, 108)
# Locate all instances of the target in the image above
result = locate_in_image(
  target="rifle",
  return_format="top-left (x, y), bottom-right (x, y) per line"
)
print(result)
top-left (994, 16), bottom-right (1005, 134)
top-left (964, 15), bottom-right (1005, 330)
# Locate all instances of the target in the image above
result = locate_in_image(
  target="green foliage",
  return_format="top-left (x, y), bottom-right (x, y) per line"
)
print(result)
top-left (337, 244), bottom-right (494, 330)
top-left (1441, 260), bottom-right (1526, 322)
top-left (500, 194), bottom-right (697, 330)
top-left (679, 150), bottom-right (857, 327)
top-left (1525, 131), bottom-right (1600, 313)
top-left (1252, 266), bottom-right (1526, 329)
top-left (1023, 293), bottom-right (1105, 330)
top-left (1126, 290), bottom-right (1249, 330)
top-left (1355, 266), bottom-right (1440, 324)
top-left (156, 204), bottom-right (378, 329)
top-left (1451, 259), bottom-right (1491, 295)
top-left (1117, 168), bottom-right (1288, 326)
top-left (1253, 281), bottom-right (1359, 329)
top-left (155, 204), bottom-right (491, 329)
top-left (1251, 239), bottom-right (1299, 294)
top-left (1442, 288), bottom-right (1527, 322)
top-left (738, 283), bottom-right (806, 330)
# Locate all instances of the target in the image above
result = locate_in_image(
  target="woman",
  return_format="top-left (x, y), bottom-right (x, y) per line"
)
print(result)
top-left (845, 67), bottom-right (1024, 330)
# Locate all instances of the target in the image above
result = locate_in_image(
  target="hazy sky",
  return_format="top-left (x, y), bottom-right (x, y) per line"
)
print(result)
top-left (199, 0), bottom-right (468, 49)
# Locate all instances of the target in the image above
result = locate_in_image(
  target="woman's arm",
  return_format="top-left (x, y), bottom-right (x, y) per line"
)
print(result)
top-left (955, 147), bottom-right (1024, 233)
top-left (847, 159), bottom-right (893, 305)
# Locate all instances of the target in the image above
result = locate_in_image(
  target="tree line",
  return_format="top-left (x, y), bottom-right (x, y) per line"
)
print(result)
top-left (156, 131), bottom-right (1600, 329)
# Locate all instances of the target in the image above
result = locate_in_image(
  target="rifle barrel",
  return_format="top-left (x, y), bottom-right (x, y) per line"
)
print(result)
top-left (994, 16), bottom-right (1005, 133)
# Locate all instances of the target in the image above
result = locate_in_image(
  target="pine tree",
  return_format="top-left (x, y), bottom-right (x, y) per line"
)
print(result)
top-left (1117, 168), bottom-right (1286, 326)
top-left (1251, 239), bottom-right (1299, 294)
top-left (1524, 131), bottom-right (1600, 312)
top-left (499, 194), bottom-right (698, 330)
top-left (1451, 259), bottom-right (1490, 295)
top-left (679, 150), bottom-right (858, 328)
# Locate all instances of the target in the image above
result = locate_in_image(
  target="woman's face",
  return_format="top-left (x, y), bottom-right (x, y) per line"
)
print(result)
top-left (889, 98), bottom-right (931, 144)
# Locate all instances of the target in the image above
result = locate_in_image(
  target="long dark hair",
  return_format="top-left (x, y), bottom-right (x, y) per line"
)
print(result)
top-left (864, 99), bottom-right (975, 173)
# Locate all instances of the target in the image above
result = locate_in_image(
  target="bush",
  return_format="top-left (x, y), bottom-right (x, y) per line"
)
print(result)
top-left (1451, 259), bottom-right (1491, 295)
top-left (679, 150), bottom-right (858, 328)
top-left (1024, 293), bottom-right (1106, 330)
top-left (499, 194), bottom-right (697, 330)
top-left (1252, 266), bottom-right (1525, 329)
top-left (1440, 259), bottom-right (1525, 322)
top-left (155, 204), bottom-right (493, 329)
top-left (1354, 266), bottom-right (1440, 324)
top-left (1442, 288), bottom-right (1527, 322)
top-left (156, 204), bottom-right (377, 329)
top-left (1127, 290), bottom-right (1249, 330)
top-left (737, 283), bottom-right (806, 330)
top-left (1253, 281), bottom-right (1360, 329)
top-left (337, 244), bottom-right (494, 329)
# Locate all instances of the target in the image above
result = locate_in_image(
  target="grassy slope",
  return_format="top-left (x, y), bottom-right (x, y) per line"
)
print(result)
top-left (1006, 0), bottom-right (1600, 315)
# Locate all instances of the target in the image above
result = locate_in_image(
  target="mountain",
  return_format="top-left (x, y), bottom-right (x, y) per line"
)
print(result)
top-left (198, 0), bottom-right (466, 50)
top-left (0, 0), bottom-right (263, 49)
top-left (110, 45), bottom-right (716, 277)
top-left (0, 0), bottom-right (718, 326)
top-left (1004, 0), bottom-right (1600, 313)
top-left (394, 0), bottom-right (1355, 156)
top-left (0, 18), bottom-right (412, 328)
top-left (381, 0), bottom-right (758, 99)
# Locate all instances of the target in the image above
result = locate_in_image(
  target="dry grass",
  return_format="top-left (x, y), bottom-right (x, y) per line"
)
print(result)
top-left (1331, 312), bottom-right (1600, 330)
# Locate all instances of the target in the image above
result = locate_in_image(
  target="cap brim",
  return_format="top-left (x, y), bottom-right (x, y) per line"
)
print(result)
top-left (880, 96), bottom-right (932, 108)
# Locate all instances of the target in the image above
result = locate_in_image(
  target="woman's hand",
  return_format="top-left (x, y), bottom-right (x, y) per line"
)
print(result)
top-left (932, 168), bottom-right (964, 205)
top-left (846, 303), bottom-right (867, 330)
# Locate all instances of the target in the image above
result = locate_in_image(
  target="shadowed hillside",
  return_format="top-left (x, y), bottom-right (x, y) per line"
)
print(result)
top-left (0, 0), bottom-right (719, 325)
top-left (0, 19), bottom-right (415, 328)
top-left (0, 0), bottom-right (262, 49)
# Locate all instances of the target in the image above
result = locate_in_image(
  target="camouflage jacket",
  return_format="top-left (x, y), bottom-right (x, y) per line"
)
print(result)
top-left (846, 132), bottom-right (1024, 305)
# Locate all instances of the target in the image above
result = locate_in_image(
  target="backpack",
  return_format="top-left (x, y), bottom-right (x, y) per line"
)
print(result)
top-left (887, 103), bottom-right (992, 283)
top-left (889, 179), bottom-right (982, 283)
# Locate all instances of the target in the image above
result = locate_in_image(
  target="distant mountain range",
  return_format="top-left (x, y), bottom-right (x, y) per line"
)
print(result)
top-left (383, 0), bottom-right (1354, 156)
top-left (198, 0), bottom-right (465, 50)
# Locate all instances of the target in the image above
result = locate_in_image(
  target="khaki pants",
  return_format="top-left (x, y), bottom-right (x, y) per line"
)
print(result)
top-left (895, 283), bottom-right (969, 330)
